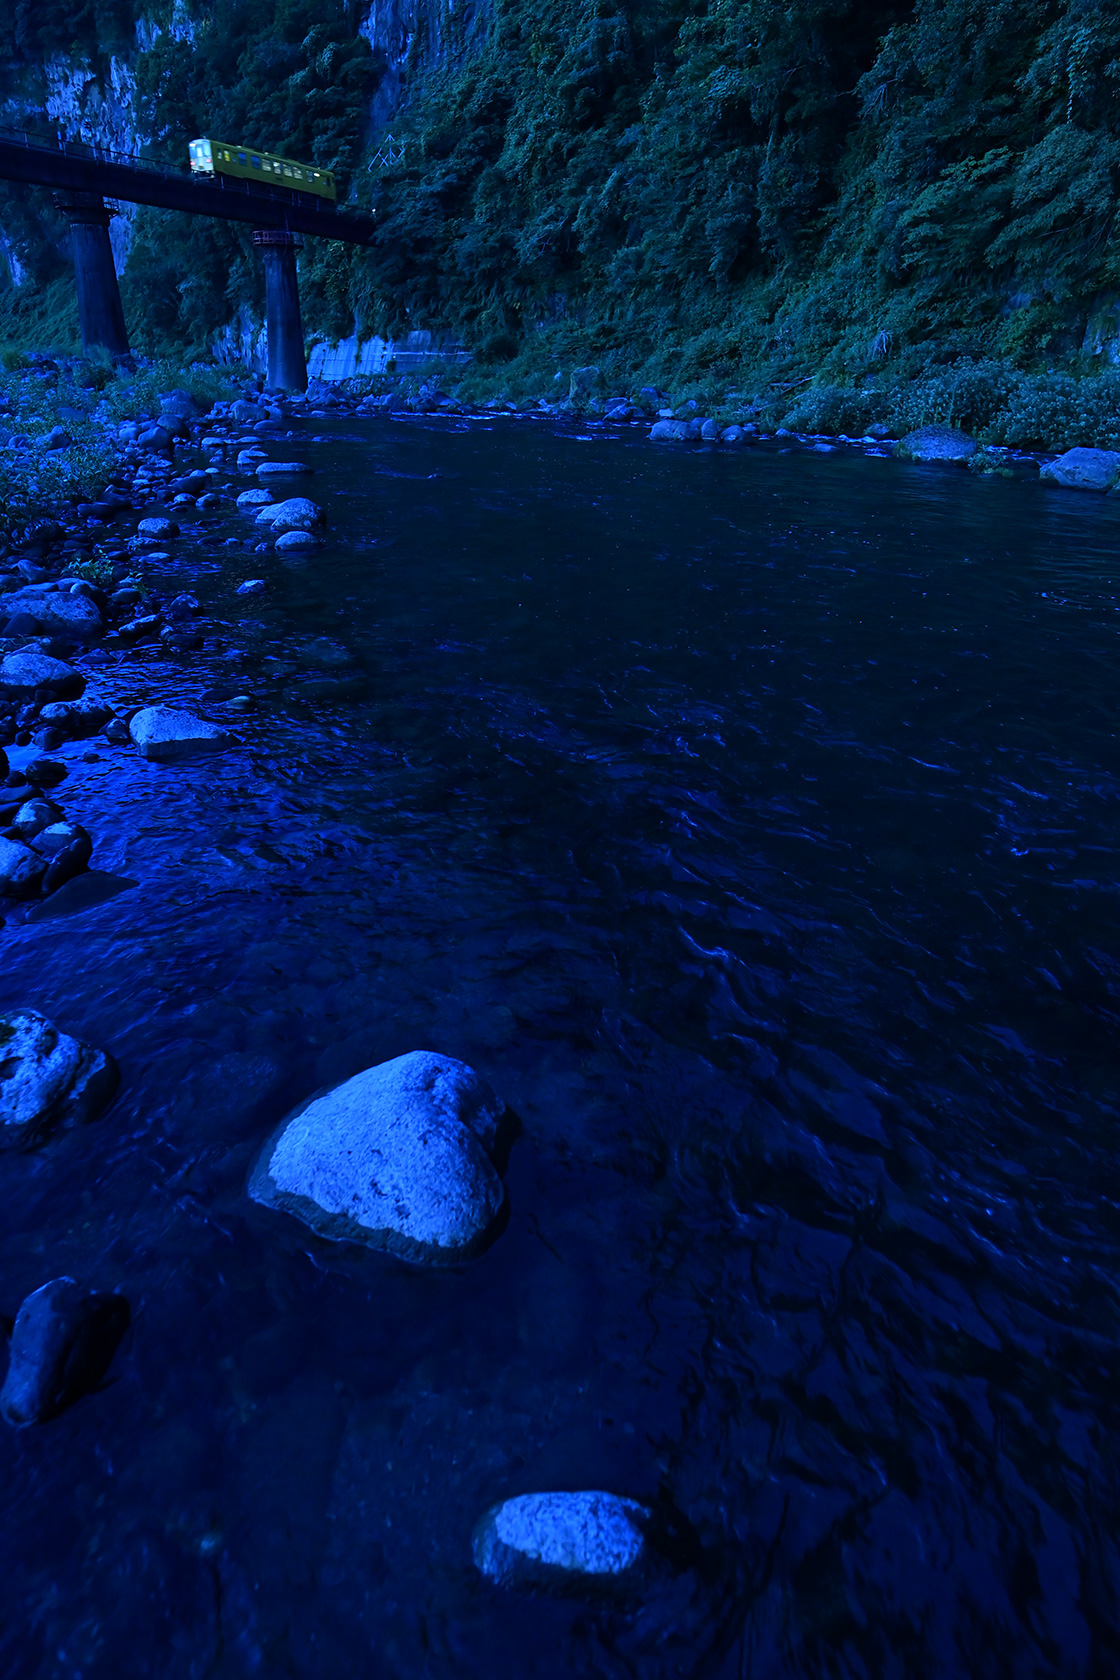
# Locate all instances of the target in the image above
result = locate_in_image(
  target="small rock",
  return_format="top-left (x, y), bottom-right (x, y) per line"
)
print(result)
top-left (472, 1492), bottom-right (651, 1589)
top-left (649, 420), bottom-right (689, 443)
top-left (0, 1277), bottom-right (130, 1426)
top-left (237, 579), bottom-right (266, 595)
top-left (166, 593), bottom-right (201, 622)
top-left (248, 1050), bottom-right (508, 1264)
top-left (226, 695), bottom-right (255, 712)
top-left (102, 717), bottom-right (130, 745)
top-left (237, 449), bottom-right (268, 469)
top-left (256, 461), bottom-right (312, 477)
top-left (0, 651), bottom-right (84, 699)
top-left (1040, 447), bottom-right (1120, 492)
top-left (10, 799), bottom-right (61, 839)
top-left (42, 427), bottom-right (74, 451)
top-left (23, 758), bottom-right (66, 790)
top-left (255, 497), bottom-right (325, 533)
top-left (137, 424), bottom-right (174, 450)
top-left (32, 822), bottom-right (87, 860)
top-left (895, 426), bottom-right (977, 464)
top-left (129, 706), bottom-right (233, 763)
top-left (0, 1009), bottom-right (119, 1147)
top-left (274, 530), bottom-right (318, 551)
top-left (136, 516), bottom-right (178, 539)
top-left (0, 836), bottom-right (47, 897)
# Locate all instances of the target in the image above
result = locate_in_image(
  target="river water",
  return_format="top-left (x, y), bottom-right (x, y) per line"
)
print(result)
top-left (2, 416), bottom-right (1119, 1678)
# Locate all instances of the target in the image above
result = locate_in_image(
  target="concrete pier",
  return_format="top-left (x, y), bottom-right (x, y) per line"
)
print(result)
top-left (54, 192), bottom-right (130, 361)
top-left (253, 230), bottom-right (307, 392)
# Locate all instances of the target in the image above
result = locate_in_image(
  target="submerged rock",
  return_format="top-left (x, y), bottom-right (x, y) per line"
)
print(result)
top-left (0, 651), bottom-right (85, 698)
top-left (472, 1492), bottom-right (651, 1590)
top-left (895, 426), bottom-right (977, 463)
top-left (129, 706), bottom-right (232, 762)
top-left (1040, 447), bottom-right (1120, 492)
top-left (255, 461), bottom-right (312, 477)
top-left (0, 1277), bottom-right (130, 1426)
top-left (255, 496), bottom-right (325, 533)
top-left (0, 1009), bottom-right (119, 1147)
top-left (249, 1050), bottom-right (508, 1264)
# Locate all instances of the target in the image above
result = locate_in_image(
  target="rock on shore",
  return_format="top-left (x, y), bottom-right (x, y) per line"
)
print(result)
top-left (894, 426), bottom-right (977, 463)
top-left (472, 1491), bottom-right (651, 1589)
top-left (1039, 447), bottom-right (1120, 492)
top-left (249, 1050), bottom-right (508, 1264)
top-left (0, 1009), bottom-right (119, 1148)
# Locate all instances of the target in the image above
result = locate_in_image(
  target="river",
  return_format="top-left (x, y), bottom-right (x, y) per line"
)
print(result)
top-left (2, 414), bottom-right (1118, 1678)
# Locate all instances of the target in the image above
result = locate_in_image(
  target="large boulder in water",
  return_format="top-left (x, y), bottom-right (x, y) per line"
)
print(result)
top-left (0, 1277), bottom-right (130, 1426)
top-left (649, 419), bottom-right (689, 443)
top-left (255, 496), bottom-right (325, 533)
top-left (0, 650), bottom-right (85, 698)
top-left (249, 1050), bottom-right (508, 1264)
top-left (472, 1491), bottom-right (651, 1591)
top-left (895, 426), bottom-right (977, 463)
top-left (1, 586), bottom-right (103, 641)
top-left (1040, 447), bottom-right (1120, 492)
top-left (129, 706), bottom-right (233, 762)
top-left (0, 1009), bottom-right (119, 1148)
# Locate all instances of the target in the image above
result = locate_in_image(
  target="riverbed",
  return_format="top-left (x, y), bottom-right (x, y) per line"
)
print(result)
top-left (2, 414), bottom-right (1118, 1678)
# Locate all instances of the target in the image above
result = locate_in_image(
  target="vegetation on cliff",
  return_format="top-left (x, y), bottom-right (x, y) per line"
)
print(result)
top-left (3, 0), bottom-right (1120, 422)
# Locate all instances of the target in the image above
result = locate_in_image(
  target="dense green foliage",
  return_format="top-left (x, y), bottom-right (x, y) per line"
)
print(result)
top-left (4, 0), bottom-right (1120, 416)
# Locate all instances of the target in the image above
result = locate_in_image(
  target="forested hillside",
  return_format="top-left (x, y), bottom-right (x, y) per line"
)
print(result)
top-left (3, 0), bottom-right (1120, 400)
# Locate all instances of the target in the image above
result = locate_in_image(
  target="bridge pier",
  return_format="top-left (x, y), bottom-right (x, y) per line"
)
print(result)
top-left (54, 192), bottom-right (130, 362)
top-left (253, 230), bottom-right (307, 392)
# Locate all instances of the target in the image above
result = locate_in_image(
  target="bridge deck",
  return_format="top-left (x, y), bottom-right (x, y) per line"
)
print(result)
top-left (0, 128), bottom-right (375, 244)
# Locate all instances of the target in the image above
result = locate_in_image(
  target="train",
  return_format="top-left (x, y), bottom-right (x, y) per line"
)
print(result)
top-left (188, 138), bottom-right (336, 202)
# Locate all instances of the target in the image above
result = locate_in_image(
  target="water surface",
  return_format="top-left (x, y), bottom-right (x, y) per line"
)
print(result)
top-left (2, 420), bottom-right (1118, 1678)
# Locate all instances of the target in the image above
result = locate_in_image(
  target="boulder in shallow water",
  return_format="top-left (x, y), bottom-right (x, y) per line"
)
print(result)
top-left (1039, 447), bottom-right (1120, 492)
top-left (136, 515), bottom-right (178, 540)
top-left (237, 488), bottom-right (274, 508)
top-left (472, 1491), bottom-right (651, 1590)
top-left (256, 460), bottom-right (312, 477)
top-left (0, 1277), bottom-right (130, 1426)
top-left (249, 1050), bottom-right (508, 1264)
top-left (649, 419), bottom-right (689, 443)
top-left (255, 496), bottom-right (325, 532)
top-left (0, 1009), bottom-right (119, 1147)
top-left (0, 837), bottom-right (47, 898)
top-left (0, 650), bottom-right (85, 698)
top-left (275, 529), bottom-right (318, 551)
top-left (129, 706), bottom-right (233, 762)
top-left (1, 587), bottom-right (103, 641)
top-left (894, 426), bottom-right (976, 463)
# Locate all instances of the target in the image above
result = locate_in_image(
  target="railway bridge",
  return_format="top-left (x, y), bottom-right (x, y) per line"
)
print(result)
top-left (0, 128), bottom-right (377, 391)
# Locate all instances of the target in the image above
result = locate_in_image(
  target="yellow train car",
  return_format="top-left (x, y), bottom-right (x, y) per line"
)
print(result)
top-left (189, 138), bottom-right (336, 202)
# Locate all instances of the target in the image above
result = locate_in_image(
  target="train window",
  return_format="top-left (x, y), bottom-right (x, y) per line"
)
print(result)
top-left (251, 156), bottom-right (261, 168)
top-left (238, 152), bottom-right (246, 163)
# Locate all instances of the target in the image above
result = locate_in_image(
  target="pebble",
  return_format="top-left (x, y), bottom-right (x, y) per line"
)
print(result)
top-left (472, 1492), bottom-right (651, 1589)
top-left (0, 1009), bottom-right (119, 1146)
top-left (249, 1050), bottom-right (508, 1264)
top-left (0, 1277), bottom-right (130, 1427)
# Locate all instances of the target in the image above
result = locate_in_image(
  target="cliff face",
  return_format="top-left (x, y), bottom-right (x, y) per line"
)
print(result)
top-left (2, 1), bottom-right (1120, 391)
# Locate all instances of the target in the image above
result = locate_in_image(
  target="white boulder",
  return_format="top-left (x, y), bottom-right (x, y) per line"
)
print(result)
top-left (472, 1492), bottom-right (651, 1588)
top-left (1040, 447), bottom-right (1120, 492)
top-left (0, 651), bottom-right (85, 697)
top-left (255, 497), bottom-right (325, 533)
top-left (249, 1050), bottom-right (507, 1263)
top-left (129, 706), bottom-right (233, 762)
top-left (0, 1010), bottom-right (119, 1148)
top-left (237, 488), bottom-right (274, 508)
